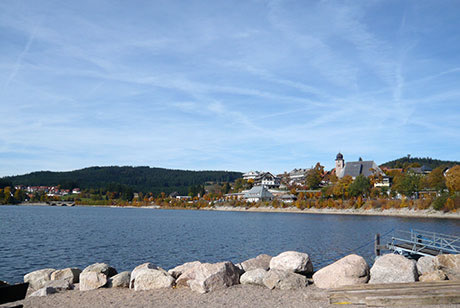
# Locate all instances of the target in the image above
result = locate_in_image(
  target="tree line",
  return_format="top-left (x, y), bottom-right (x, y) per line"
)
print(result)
top-left (2, 166), bottom-right (242, 196)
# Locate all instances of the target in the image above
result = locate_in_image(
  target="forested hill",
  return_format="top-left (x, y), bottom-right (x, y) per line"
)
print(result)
top-left (4, 166), bottom-right (242, 195)
top-left (380, 156), bottom-right (459, 169)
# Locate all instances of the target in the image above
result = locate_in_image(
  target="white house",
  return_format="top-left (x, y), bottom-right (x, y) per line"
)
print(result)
top-left (259, 172), bottom-right (281, 188)
top-left (288, 168), bottom-right (310, 186)
top-left (242, 171), bottom-right (262, 180)
top-left (244, 186), bottom-right (274, 202)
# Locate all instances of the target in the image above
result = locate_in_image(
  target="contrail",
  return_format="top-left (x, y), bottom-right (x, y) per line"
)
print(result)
top-left (2, 23), bottom-right (39, 92)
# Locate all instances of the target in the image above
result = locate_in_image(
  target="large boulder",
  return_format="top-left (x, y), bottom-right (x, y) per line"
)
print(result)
top-left (133, 269), bottom-right (175, 291)
top-left (435, 254), bottom-right (460, 280)
top-left (238, 254), bottom-right (272, 272)
top-left (24, 268), bottom-right (56, 290)
top-left (369, 254), bottom-right (418, 284)
top-left (269, 251), bottom-right (313, 275)
top-left (168, 261), bottom-right (201, 279)
top-left (29, 287), bottom-right (57, 297)
top-left (82, 263), bottom-right (117, 277)
top-left (419, 270), bottom-right (447, 282)
top-left (79, 271), bottom-right (108, 291)
top-left (313, 254), bottom-right (369, 289)
top-left (417, 256), bottom-right (436, 275)
top-left (130, 262), bottom-right (159, 288)
top-left (107, 271), bottom-right (131, 288)
top-left (176, 261), bottom-right (240, 294)
top-left (240, 268), bottom-right (268, 286)
top-left (51, 268), bottom-right (82, 283)
top-left (79, 262), bottom-right (117, 291)
top-left (263, 269), bottom-right (307, 290)
top-left (29, 280), bottom-right (72, 297)
top-left (43, 279), bottom-right (72, 291)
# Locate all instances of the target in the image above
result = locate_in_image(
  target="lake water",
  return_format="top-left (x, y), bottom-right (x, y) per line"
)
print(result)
top-left (1, 205), bottom-right (459, 283)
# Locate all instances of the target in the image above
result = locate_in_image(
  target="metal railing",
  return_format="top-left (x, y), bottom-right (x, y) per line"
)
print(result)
top-left (387, 229), bottom-right (460, 257)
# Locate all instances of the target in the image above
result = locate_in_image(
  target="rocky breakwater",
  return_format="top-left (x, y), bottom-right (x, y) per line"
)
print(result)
top-left (21, 250), bottom-right (314, 298)
top-left (20, 252), bottom-right (460, 299)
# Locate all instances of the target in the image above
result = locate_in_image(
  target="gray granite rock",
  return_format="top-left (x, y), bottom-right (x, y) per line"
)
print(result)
top-left (176, 261), bottom-right (240, 294)
top-left (43, 279), bottom-right (72, 291)
top-left (313, 254), bottom-right (369, 289)
top-left (238, 254), bottom-right (272, 272)
top-left (82, 263), bottom-right (117, 277)
top-left (51, 268), bottom-right (82, 283)
top-left (79, 271), bottom-right (108, 291)
top-left (29, 286), bottom-right (57, 297)
top-left (133, 269), bottom-right (175, 291)
top-left (419, 270), bottom-right (447, 282)
top-left (130, 262), bottom-right (159, 289)
top-left (24, 268), bottom-right (56, 290)
top-left (269, 251), bottom-right (313, 275)
top-left (263, 269), bottom-right (307, 290)
top-left (369, 254), bottom-right (418, 284)
top-left (168, 261), bottom-right (201, 279)
top-left (240, 268), bottom-right (268, 286)
top-left (416, 256), bottom-right (436, 275)
top-left (107, 271), bottom-right (131, 288)
top-left (434, 254), bottom-right (460, 280)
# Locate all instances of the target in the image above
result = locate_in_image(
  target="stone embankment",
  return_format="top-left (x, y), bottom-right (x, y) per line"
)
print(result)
top-left (19, 252), bottom-right (460, 298)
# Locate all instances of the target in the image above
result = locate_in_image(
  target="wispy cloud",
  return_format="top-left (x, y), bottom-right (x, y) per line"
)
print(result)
top-left (0, 0), bottom-right (459, 176)
top-left (2, 21), bottom-right (39, 91)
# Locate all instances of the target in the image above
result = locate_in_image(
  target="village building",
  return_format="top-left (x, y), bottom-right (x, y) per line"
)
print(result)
top-left (258, 172), bottom-right (281, 188)
top-left (242, 171), bottom-right (281, 188)
top-left (408, 165), bottom-right (432, 175)
top-left (242, 171), bottom-right (262, 180)
top-left (277, 193), bottom-right (297, 203)
top-left (243, 185), bottom-right (274, 202)
top-left (335, 153), bottom-right (385, 179)
top-left (287, 168), bottom-right (310, 186)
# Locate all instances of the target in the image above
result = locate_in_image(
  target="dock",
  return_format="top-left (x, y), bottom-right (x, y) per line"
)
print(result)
top-left (328, 280), bottom-right (460, 306)
top-left (375, 229), bottom-right (460, 257)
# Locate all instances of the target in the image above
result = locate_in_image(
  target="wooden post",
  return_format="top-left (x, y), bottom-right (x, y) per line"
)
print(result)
top-left (375, 233), bottom-right (381, 257)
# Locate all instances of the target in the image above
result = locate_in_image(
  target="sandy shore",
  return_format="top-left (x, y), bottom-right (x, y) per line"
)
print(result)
top-left (3, 285), bottom-right (332, 308)
top-left (202, 206), bottom-right (460, 219)
top-left (6, 284), bottom-right (457, 308)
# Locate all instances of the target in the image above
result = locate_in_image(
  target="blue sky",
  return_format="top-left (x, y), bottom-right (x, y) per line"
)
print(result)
top-left (0, 0), bottom-right (459, 177)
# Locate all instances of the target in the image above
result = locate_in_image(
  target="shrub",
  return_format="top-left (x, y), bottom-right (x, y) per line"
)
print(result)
top-left (432, 192), bottom-right (449, 211)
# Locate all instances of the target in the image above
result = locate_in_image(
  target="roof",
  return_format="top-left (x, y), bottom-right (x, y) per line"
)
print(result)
top-left (337, 160), bottom-right (384, 178)
top-left (289, 168), bottom-right (310, 176)
top-left (244, 186), bottom-right (274, 199)
top-left (243, 170), bottom-right (262, 175)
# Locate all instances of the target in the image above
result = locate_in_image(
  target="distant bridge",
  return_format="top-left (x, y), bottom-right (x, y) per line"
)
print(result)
top-left (46, 201), bottom-right (75, 207)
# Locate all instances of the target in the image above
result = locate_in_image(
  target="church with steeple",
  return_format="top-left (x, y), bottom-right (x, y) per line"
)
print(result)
top-left (334, 152), bottom-right (384, 179)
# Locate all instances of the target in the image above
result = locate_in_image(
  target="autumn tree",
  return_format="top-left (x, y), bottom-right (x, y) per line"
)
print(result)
top-left (393, 171), bottom-right (421, 197)
top-left (233, 178), bottom-right (250, 192)
top-left (332, 175), bottom-right (353, 199)
top-left (445, 165), bottom-right (460, 193)
top-left (222, 182), bottom-right (231, 194)
top-left (305, 163), bottom-right (324, 190)
top-left (348, 175), bottom-right (371, 197)
top-left (423, 166), bottom-right (447, 192)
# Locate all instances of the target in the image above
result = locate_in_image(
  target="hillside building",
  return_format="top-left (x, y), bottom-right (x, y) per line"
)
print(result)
top-left (335, 153), bottom-right (385, 179)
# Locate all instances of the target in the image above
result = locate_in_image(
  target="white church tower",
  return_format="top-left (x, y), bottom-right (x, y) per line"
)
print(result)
top-left (335, 152), bottom-right (345, 178)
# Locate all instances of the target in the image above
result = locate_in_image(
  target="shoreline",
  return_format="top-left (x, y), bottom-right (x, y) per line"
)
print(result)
top-left (9, 202), bottom-right (460, 219)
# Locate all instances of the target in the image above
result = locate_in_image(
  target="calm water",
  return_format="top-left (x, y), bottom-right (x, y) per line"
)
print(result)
top-left (1, 205), bottom-right (459, 283)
